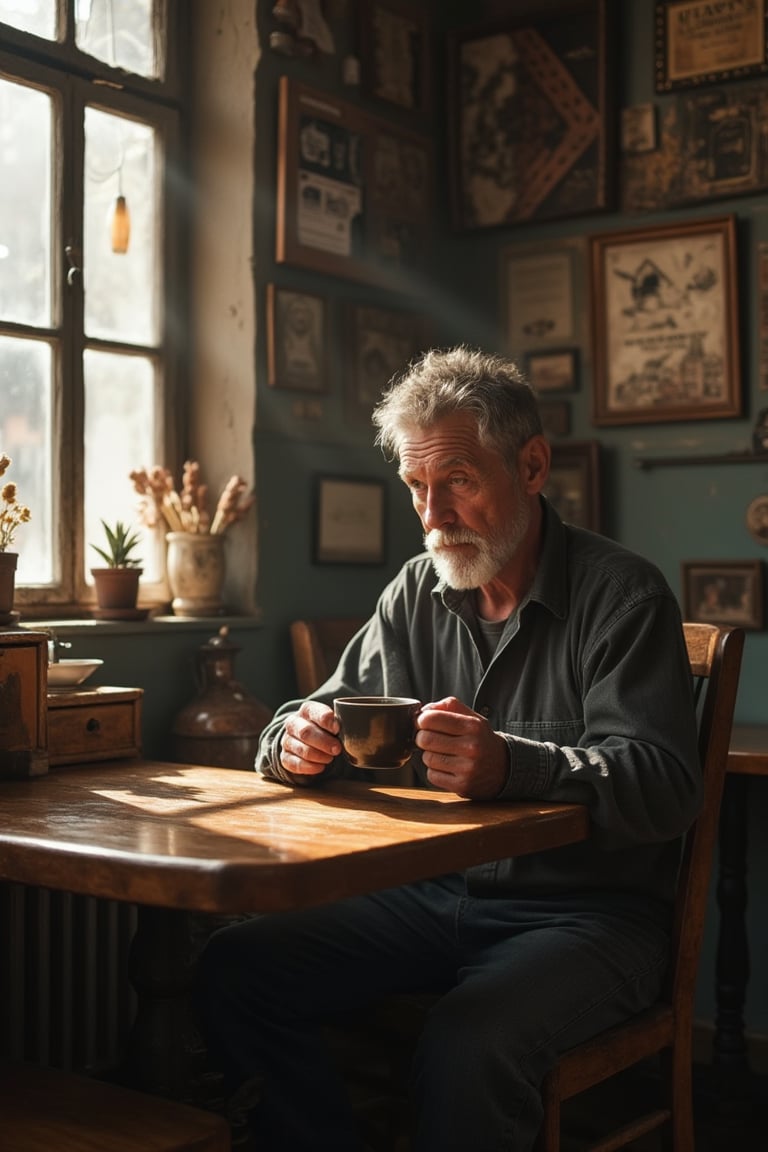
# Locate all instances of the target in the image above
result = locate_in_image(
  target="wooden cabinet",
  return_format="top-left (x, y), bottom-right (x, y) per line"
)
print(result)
top-left (47, 686), bottom-right (143, 766)
top-left (0, 630), bottom-right (49, 779)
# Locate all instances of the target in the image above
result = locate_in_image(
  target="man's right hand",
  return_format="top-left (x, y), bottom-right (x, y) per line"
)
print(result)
top-left (279, 700), bottom-right (342, 776)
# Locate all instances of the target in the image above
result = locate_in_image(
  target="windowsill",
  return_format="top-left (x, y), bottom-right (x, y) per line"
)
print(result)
top-left (17, 613), bottom-right (263, 637)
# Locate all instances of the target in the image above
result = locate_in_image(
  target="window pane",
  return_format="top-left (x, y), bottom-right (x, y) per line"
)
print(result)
top-left (75, 0), bottom-right (157, 79)
top-left (0, 334), bottom-right (53, 583)
top-left (83, 349), bottom-right (161, 581)
top-left (0, 76), bottom-right (52, 327)
top-left (0, 0), bottom-right (56, 39)
top-left (84, 107), bottom-right (158, 344)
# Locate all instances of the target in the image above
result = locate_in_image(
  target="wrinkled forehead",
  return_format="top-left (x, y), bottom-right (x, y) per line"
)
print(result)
top-left (396, 415), bottom-right (502, 476)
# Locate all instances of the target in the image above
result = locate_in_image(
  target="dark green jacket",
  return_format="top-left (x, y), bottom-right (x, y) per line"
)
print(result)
top-left (257, 500), bottom-right (701, 905)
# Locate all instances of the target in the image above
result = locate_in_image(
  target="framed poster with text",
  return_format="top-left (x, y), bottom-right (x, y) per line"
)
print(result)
top-left (655, 0), bottom-right (768, 92)
top-left (276, 78), bottom-right (432, 287)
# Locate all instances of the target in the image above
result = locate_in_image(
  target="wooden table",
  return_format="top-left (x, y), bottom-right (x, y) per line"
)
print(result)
top-left (0, 760), bottom-right (589, 1095)
top-left (716, 725), bottom-right (768, 1102)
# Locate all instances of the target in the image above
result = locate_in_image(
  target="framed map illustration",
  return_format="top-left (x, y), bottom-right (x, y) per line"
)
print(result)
top-left (590, 216), bottom-right (740, 426)
top-left (448, 1), bottom-right (616, 229)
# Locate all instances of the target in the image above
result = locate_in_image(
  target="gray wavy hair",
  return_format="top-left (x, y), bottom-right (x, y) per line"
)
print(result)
top-left (372, 345), bottom-right (543, 465)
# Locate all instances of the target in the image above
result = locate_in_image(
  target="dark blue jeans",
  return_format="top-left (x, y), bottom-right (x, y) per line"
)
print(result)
top-left (194, 874), bottom-right (669, 1152)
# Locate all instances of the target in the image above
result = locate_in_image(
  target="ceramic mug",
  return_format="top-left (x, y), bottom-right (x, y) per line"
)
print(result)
top-left (333, 696), bottom-right (421, 770)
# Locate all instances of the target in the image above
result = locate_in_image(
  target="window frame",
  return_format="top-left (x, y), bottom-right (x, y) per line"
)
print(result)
top-left (0, 2), bottom-right (187, 614)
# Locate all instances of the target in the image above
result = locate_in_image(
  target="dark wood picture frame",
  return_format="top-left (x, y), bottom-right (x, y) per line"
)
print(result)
top-left (682, 559), bottom-right (764, 630)
top-left (448, 0), bottom-right (616, 230)
top-left (525, 347), bottom-right (579, 394)
top-left (544, 440), bottom-right (601, 533)
top-left (276, 77), bottom-right (432, 287)
top-left (266, 284), bottom-right (328, 393)
top-left (343, 302), bottom-right (432, 423)
top-left (314, 475), bottom-right (387, 565)
top-left (655, 0), bottom-right (768, 92)
top-left (590, 215), bottom-right (740, 427)
top-left (359, 0), bottom-right (431, 115)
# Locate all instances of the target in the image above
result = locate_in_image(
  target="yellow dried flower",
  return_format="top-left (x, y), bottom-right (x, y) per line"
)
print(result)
top-left (0, 455), bottom-right (31, 552)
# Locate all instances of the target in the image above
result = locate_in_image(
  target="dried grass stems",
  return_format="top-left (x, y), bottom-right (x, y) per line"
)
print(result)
top-left (130, 462), bottom-right (254, 536)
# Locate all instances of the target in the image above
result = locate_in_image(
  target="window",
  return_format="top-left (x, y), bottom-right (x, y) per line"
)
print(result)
top-left (0, 0), bottom-right (185, 610)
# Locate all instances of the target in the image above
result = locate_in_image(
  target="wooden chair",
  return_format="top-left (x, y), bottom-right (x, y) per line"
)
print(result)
top-left (289, 617), bottom-right (366, 697)
top-left (536, 621), bottom-right (744, 1151)
top-left (0, 1061), bottom-right (230, 1151)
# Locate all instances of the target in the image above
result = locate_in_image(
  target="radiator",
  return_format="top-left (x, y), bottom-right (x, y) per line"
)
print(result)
top-left (0, 882), bottom-right (137, 1073)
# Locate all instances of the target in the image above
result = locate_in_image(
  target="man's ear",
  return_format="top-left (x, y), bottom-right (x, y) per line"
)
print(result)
top-left (520, 435), bottom-right (550, 494)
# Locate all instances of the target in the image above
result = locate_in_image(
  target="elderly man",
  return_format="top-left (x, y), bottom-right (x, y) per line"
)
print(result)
top-left (196, 346), bottom-right (700, 1152)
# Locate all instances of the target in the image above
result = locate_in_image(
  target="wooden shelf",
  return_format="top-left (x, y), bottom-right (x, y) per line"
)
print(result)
top-left (634, 451), bottom-right (768, 470)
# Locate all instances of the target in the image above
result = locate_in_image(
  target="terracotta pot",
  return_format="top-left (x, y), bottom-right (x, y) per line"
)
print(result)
top-left (91, 567), bottom-right (142, 618)
top-left (165, 532), bottom-right (225, 617)
top-left (0, 551), bottom-right (18, 624)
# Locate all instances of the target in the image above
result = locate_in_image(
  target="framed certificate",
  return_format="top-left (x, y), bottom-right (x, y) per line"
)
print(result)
top-left (655, 0), bottom-right (768, 91)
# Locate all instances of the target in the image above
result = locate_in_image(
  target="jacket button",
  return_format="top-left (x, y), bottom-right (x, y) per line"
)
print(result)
top-left (480, 706), bottom-right (491, 717)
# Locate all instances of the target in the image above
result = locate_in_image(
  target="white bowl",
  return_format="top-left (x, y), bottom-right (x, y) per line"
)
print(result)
top-left (47, 658), bottom-right (104, 689)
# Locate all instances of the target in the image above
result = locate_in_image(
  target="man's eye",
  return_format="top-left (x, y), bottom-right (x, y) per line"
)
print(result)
top-left (450, 475), bottom-right (469, 487)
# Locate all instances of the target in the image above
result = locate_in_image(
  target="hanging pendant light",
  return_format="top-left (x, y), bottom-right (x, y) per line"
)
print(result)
top-left (111, 193), bottom-right (131, 254)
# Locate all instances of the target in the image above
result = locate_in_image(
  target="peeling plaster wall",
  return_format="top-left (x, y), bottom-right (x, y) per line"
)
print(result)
top-left (190, 0), bottom-right (260, 613)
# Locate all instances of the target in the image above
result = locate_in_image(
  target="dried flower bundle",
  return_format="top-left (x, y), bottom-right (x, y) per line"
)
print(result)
top-left (130, 462), bottom-right (254, 536)
top-left (0, 454), bottom-right (31, 552)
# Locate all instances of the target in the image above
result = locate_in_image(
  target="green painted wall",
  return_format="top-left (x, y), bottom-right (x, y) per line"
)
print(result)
top-left (53, 0), bottom-right (768, 1043)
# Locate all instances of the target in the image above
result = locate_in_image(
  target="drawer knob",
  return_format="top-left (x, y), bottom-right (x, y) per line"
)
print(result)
top-left (86, 718), bottom-right (101, 733)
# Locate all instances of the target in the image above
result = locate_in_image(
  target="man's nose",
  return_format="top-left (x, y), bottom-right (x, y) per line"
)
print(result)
top-left (422, 488), bottom-right (455, 529)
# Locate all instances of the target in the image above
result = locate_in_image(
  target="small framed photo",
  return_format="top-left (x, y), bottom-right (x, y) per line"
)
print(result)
top-left (544, 441), bottom-right (601, 532)
top-left (266, 284), bottom-right (328, 393)
top-left (539, 400), bottom-right (572, 439)
top-left (344, 302), bottom-right (431, 422)
top-left (525, 348), bottom-right (579, 394)
top-left (359, 0), bottom-right (430, 114)
top-left (745, 495), bottom-right (768, 545)
top-left (621, 103), bottom-right (657, 153)
top-left (682, 560), bottom-right (764, 630)
top-left (314, 476), bottom-right (386, 565)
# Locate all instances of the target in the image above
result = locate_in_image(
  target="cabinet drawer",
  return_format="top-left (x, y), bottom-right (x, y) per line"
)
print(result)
top-left (48, 688), bottom-right (142, 766)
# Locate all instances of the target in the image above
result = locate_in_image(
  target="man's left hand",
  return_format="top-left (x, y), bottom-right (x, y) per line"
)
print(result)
top-left (415, 696), bottom-right (508, 799)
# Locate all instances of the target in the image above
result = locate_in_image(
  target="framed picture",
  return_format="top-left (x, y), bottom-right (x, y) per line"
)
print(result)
top-left (500, 235), bottom-right (588, 359)
top-left (525, 348), bottom-right (578, 394)
top-left (621, 103), bottom-right (657, 153)
top-left (266, 284), bottom-right (328, 393)
top-left (681, 560), bottom-right (764, 630)
top-left (590, 215), bottom-right (740, 427)
top-left (448, 1), bottom-right (616, 229)
top-left (359, 0), bottom-right (430, 114)
top-left (343, 302), bottom-right (431, 422)
top-left (276, 77), bottom-right (432, 286)
top-left (539, 400), bottom-right (572, 439)
top-left (655, 0), bottom-right (768, 92)
top-left (543, 441), bottom-right (601, 532)
top-left (746, 495), bottom-right (768, 545)
top-left (314, 476), bottom-right (386, 565)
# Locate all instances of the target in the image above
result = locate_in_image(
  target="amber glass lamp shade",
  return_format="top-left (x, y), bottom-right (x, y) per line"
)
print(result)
top-left (111, 194), bottom-right (131, 254)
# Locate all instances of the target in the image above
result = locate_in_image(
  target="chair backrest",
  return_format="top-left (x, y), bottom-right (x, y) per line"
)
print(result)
top-left (289, 617), bottom-right (366, 697)
top-left (667, 623), bottom-right (744, 1012)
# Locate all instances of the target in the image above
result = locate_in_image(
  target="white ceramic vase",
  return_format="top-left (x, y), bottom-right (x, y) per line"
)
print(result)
top-left (165, 532), bottom-right (226, 617)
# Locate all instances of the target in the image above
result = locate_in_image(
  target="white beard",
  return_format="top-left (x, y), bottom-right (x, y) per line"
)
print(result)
top-left (425, 504), bottom-right (531, 589)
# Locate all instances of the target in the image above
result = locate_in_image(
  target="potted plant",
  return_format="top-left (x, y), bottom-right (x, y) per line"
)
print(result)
top-left (0, 453), bottom-right (31, 623)
top-left (90, 519), bottom-right (144, 618)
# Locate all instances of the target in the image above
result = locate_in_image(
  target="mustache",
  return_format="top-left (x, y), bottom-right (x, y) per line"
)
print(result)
top-left (424, 528), bottom-right (482, 550)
